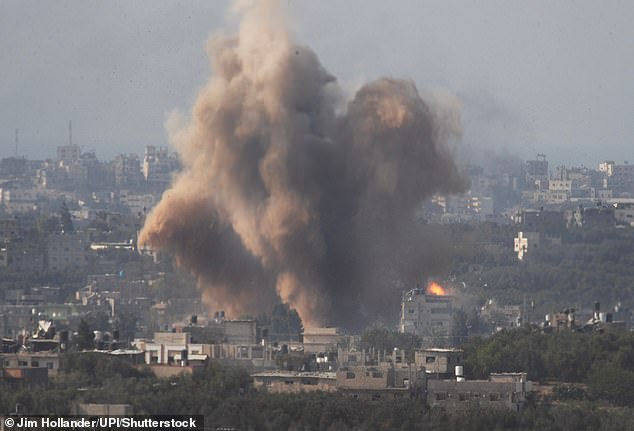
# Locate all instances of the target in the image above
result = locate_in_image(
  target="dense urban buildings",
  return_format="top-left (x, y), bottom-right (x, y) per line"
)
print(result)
top-left (1, 148), bottom-right (634, 423)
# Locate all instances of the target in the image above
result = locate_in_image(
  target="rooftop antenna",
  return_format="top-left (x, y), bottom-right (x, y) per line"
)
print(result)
top-left (69, 120), bottom-right (72, 146)
top-left (15, 128), bottom-right (19, 157)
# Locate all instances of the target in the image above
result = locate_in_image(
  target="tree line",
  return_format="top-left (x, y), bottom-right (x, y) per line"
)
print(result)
top-left (3, 346), bottom-right (634, 429)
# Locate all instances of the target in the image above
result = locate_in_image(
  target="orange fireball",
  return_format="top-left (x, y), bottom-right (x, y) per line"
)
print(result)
top-left (426, 281), bottom-right (447, 296)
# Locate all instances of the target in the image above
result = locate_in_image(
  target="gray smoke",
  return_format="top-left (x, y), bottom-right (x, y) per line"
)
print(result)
top-left (139, 0), bottom-right (468, 329)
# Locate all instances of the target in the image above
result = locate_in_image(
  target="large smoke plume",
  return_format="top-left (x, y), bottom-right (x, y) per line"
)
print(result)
top-left (139, 0), bottom-right (468, 329)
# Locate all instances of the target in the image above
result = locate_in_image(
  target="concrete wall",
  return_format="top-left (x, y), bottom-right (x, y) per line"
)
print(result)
top-left (427, 379), bottom-right (530, 412)
top-left (415, 349), bottom-right (463, 375)
top-left (303, 327), bottom-right (340, 354)
top-left (223, 320), bottom-right (257, 344)
top-left (400, 291), bottom-right (453, 337)
top-left (147, 364), bottom-right (204, 378)
top-left (253, 371), bottom-right (337, 393)
top-left (74, 404), bottom-right (133, 415)
top-left (337, 367), bottom-right (392, 390)
top-left (0, 352), bottom-right (60, 376)
top-left (153, 332), bottom-right (190, 345)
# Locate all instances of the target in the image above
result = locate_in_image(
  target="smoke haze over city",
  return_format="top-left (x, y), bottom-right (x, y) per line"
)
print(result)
top-left (2, 1), bottom-right (634, 167)
top-left (138, 0), bottom-right (467, 328)
top-left (5, 2), bottom-right (634, 426)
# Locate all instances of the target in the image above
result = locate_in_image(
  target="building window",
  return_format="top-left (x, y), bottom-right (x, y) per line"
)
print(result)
top-left (346, 372), bottom-right (356, 379)
top-left (426, 356), bottom-right (436, 363)
top-left (489, 393), bottom-right (500, 401)
top-left (31, 361), bottom-right (39, 367)
top-left (431, 308), bottom-right (448, 314)
top-left (372, 372), bottom-right (383, 378)
top-left (47, 362), bottom-right (54, 369)
top-left (435, 392), bottom-right (448, 401)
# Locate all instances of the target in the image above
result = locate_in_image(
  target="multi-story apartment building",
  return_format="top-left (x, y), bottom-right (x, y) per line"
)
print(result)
top-left (600, 161), bottom-right (634, 194)
top-left (46, 233), bottom-right (89, 271)
top-left (114, 154), bottom-right (143, 187)
top-left (143, 146), bottom-right (179, 190)
top-left (400, 286), bottom-right (453, 340)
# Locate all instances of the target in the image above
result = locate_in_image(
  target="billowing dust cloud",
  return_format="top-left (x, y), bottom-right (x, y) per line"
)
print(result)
top-left (139, 0), bottom-right (468, 329)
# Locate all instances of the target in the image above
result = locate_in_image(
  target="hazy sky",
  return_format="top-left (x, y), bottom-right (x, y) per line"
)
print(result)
top-left (2, 0), bottom-right (633, 168)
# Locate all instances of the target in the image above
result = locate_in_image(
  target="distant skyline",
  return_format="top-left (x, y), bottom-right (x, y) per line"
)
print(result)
top-left (2, 0), bottom-right (633, 168)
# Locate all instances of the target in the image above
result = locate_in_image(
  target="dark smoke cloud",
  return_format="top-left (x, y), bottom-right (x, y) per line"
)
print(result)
top-left (139, 0), bottom-right (468, 329)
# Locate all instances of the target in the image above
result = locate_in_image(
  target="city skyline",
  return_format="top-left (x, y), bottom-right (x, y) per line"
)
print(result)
top-left (2, 1), bottom-right (634, 167)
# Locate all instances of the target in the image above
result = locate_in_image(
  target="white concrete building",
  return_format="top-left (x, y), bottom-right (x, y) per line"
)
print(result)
top-left (514, 231), bottom-right (539, 260)
top-left (400, 287), bottom-right (453, 339)
top-left (119, 190), bottom-right (156, 216)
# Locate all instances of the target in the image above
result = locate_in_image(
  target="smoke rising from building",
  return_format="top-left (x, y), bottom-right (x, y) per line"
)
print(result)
top-left (138, 0), bottom-right (468, 329)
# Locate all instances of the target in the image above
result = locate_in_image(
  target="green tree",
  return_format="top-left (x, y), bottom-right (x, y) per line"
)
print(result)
top-left (60, 201), bottom-right (74, 234)
top-left (588, 365), bottom-right (634, 406)
top-left (258, 303), bottom-right (303, 342)
top-left (75, 319), bottom-right (95, 350)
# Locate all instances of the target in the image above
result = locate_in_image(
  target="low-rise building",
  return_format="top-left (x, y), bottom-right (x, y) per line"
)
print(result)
top-left (480, 299), bottom-right (522, 331)
top-left (133, 330), bottom-right (275, 368)
top-left (302, 327), bottom-right (341, 354)
top-left (252, 371), bottom-right (337, 393)
top-left (336, 364), bottom-right (425, 400)
top-left (135, 332), bottom-right (191, 365)
top-left (0, 367), bottom-right (48, 390)
top-left (415, 348), bottom-right (463, 378)
top-left (223, 320), bottom-right (258, 345)
top-left (0, 352), bottom-right (60, 376)
top-left (427, 372), bottom-right (533, 412)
